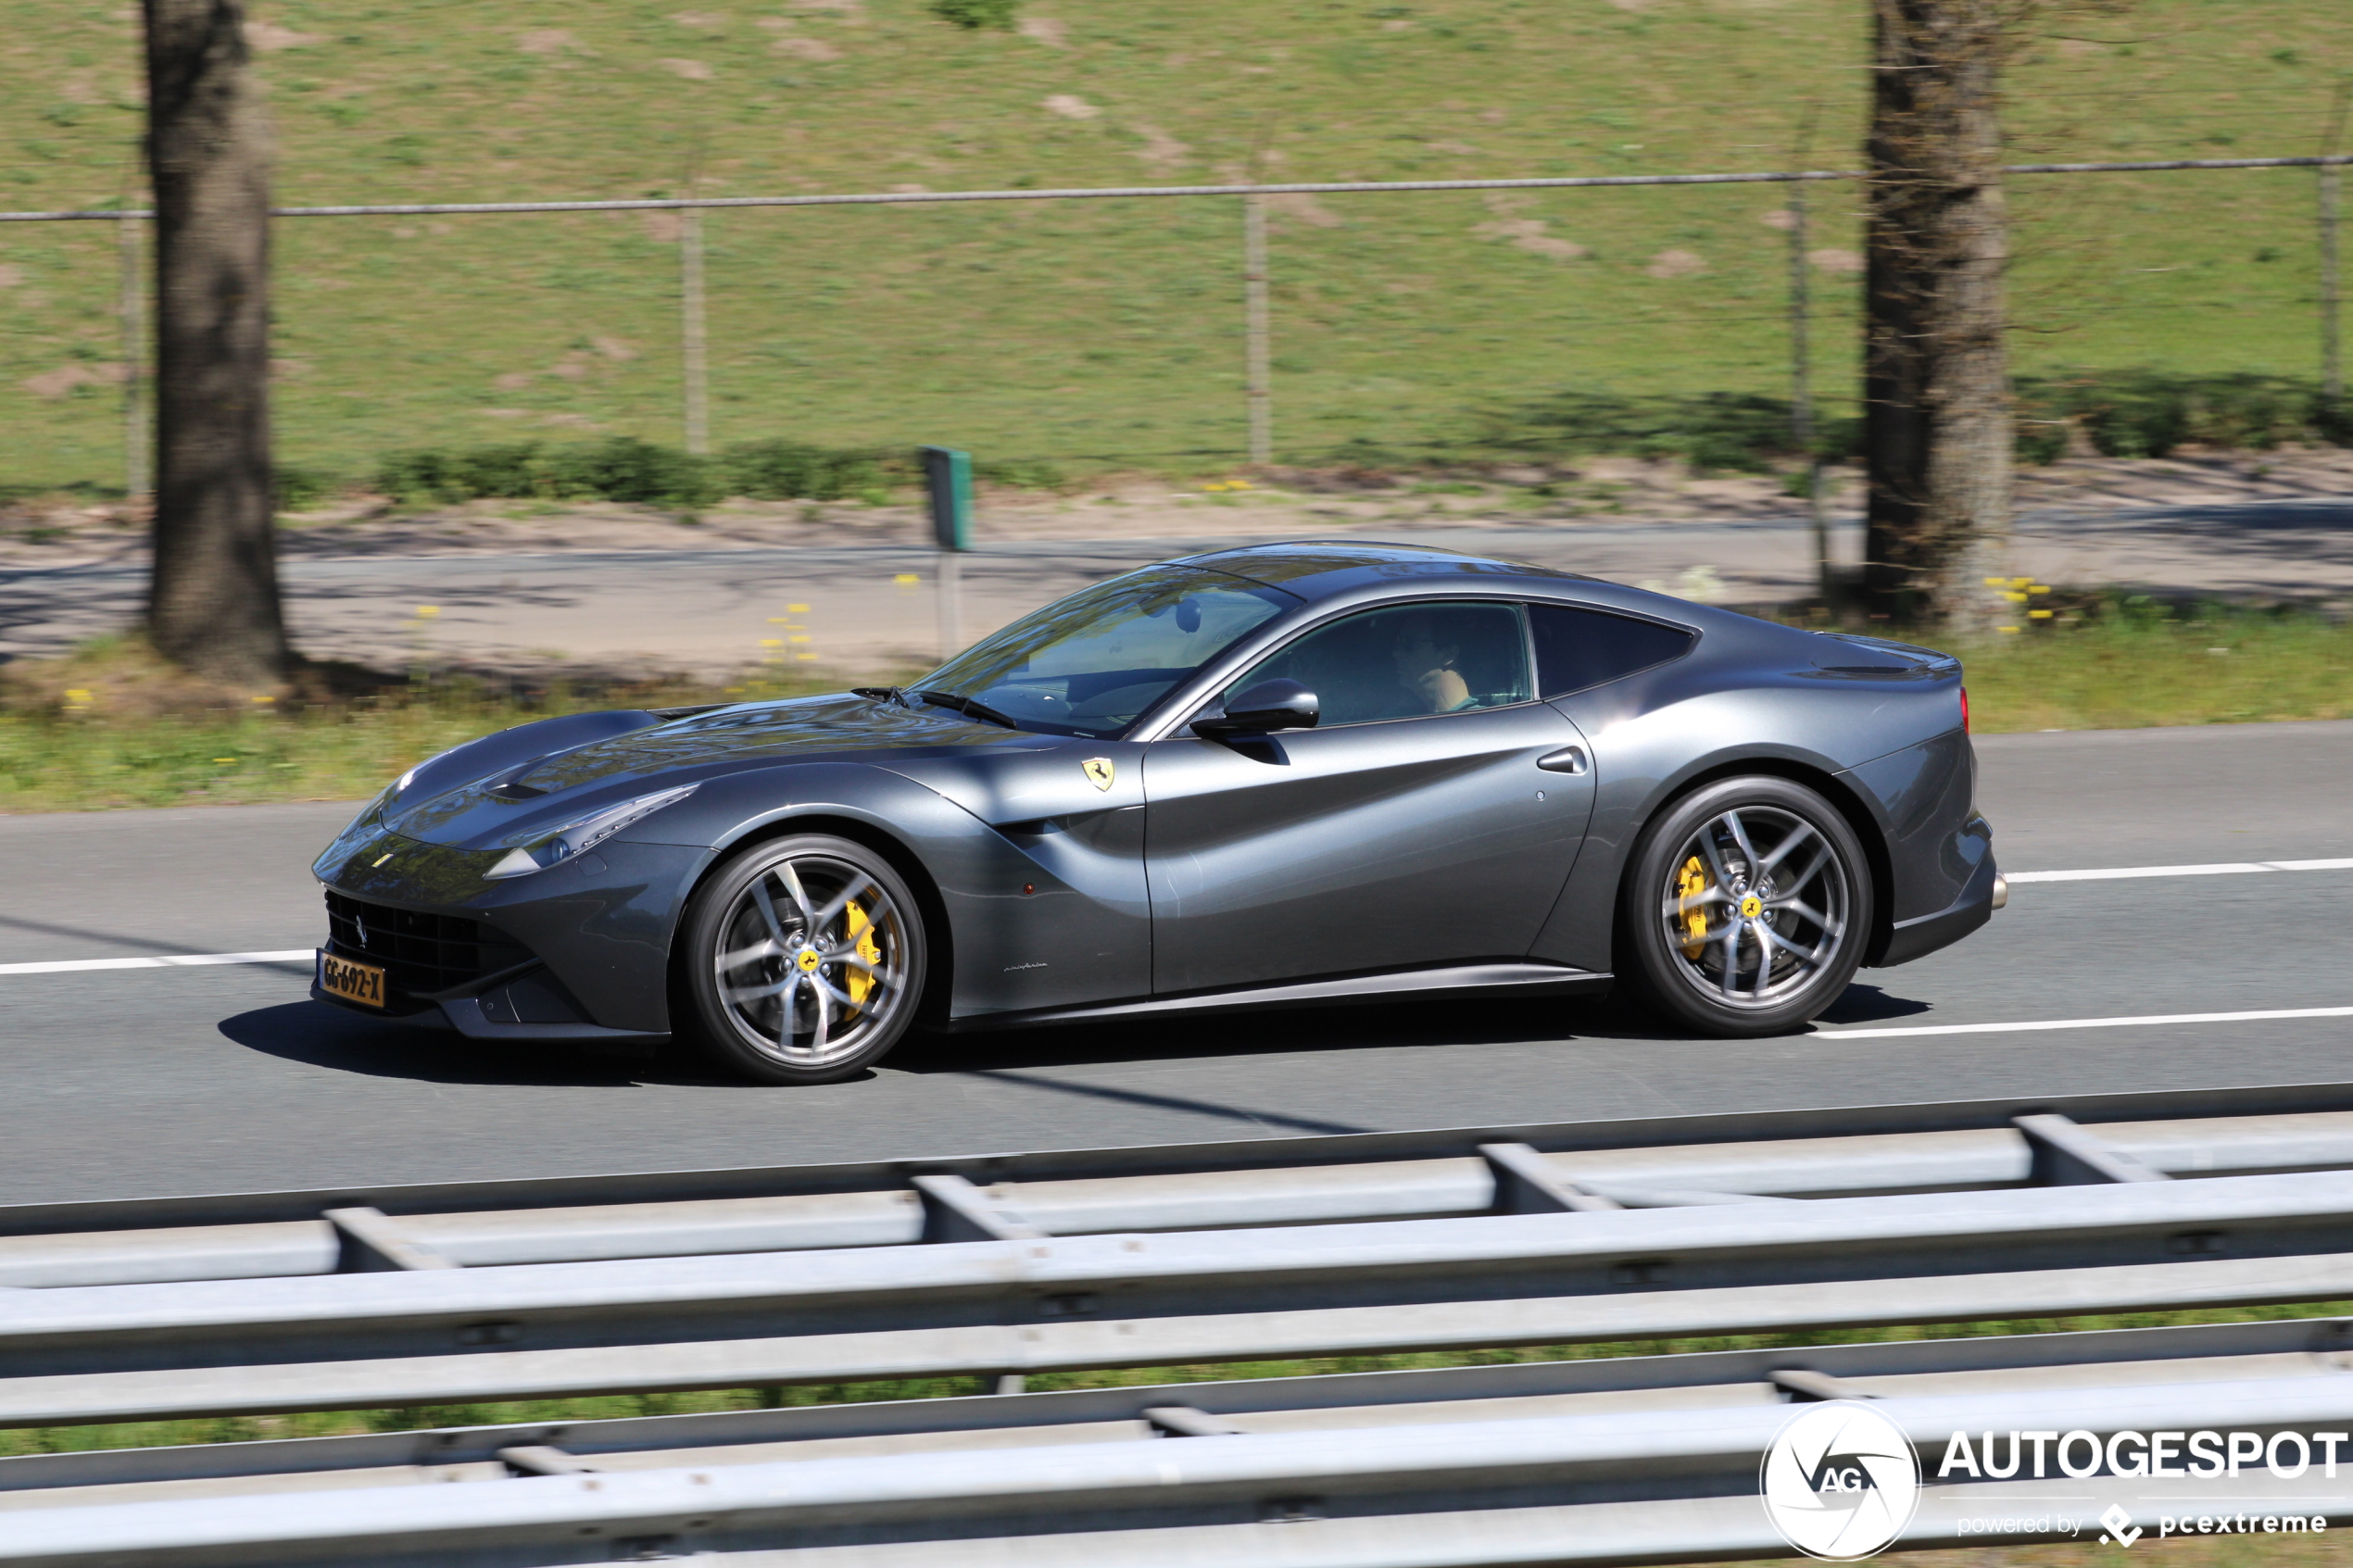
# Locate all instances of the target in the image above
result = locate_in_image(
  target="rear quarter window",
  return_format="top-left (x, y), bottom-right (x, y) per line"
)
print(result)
top-left (1529, 603), bottom-right (1696, 698)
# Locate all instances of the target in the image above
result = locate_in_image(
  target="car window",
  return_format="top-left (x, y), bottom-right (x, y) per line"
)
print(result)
top-left (1226, 601), bottom-right (1533, 727)
top-left (918, 565), bottom-right (1297, 738)
top-left (1529, 602), bottom-right (1695, 698)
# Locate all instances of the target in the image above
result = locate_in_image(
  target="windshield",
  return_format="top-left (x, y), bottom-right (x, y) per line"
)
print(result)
top-left (915, 565), bottom-right (1298, 738)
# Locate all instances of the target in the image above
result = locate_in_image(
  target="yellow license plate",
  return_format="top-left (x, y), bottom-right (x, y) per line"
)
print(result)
top-left (319, 951), bottom-right (386, 1009)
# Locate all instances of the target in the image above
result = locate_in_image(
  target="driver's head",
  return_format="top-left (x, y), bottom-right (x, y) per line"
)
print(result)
top-left (1390, 632), bottom-right (1460, 677)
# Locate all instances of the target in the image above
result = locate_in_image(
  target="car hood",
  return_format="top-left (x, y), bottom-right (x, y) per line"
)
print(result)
top-left (384, 692), bottom-right (1056, 848)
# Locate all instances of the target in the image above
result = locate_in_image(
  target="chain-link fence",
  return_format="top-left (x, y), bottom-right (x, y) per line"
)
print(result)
top-left (3, 155), bottom-right (2346, 496)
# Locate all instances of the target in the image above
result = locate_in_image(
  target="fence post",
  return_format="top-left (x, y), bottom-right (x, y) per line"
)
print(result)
top-left (682, 205), bottom-right (711, 457)
top-left (2322, 87), bottom-right (2349, 425)
top-left (1243, 193), bottom-right (1273, 467)
top-left (118, 199), bottom-right (147, 499)
top-left (1786, 108), bottom-right (1827, 607)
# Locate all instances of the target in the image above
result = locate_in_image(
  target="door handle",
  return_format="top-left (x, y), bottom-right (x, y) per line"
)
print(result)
top-left (1536, 746), bottom-right (1589, 775)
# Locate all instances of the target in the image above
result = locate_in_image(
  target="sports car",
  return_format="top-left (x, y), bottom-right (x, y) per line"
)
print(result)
top-left (310, 541), bottom-right (2000, 1084)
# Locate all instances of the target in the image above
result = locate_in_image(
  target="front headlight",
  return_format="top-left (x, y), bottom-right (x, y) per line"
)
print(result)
top-left (484, 784), bottom-right (699, 880)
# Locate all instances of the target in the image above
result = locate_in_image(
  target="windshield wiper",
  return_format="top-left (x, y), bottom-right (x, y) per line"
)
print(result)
top-left (852, 685), bottom-right (916, 709)
top-left (912, 688), bottom-right (1021, 729)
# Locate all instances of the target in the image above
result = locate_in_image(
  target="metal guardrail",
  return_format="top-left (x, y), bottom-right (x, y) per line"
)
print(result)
top-left (6, 1316), bottom-right (2353, 1565)
top-left (10, 1084), bottom-right (2353, 1562)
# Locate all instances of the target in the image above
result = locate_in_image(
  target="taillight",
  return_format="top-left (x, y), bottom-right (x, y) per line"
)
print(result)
top-left (1959, 686), bottom-right (1970, 734)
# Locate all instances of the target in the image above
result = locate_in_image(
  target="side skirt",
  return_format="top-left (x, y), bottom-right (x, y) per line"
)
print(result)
top-left (944, 962), bottom-right (1613, 1034)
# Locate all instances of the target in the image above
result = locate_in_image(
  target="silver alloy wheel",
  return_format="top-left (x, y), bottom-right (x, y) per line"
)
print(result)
top-left (711, 852), bottom-right (909, 1068)
top-left (1656, 805), bottom-right (1851, 1010)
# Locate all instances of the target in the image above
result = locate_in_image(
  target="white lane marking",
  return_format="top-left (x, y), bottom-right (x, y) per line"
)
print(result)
top-left (2009, 859), bottom-right (2353, 883)
top-left (0, 949), bottom-right (313, 976)
top-left (1816, 1006), bottom-right (2353, 1041)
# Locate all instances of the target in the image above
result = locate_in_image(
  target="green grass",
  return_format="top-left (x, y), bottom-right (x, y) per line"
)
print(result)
top-left (3, 0), bottom-right (2348, 492)
top-left (1952, 599), bottom-right (2353, 732)
top-left (0, 635), bottom-right (847, 811)
top-left (6, 1296), bottom-right (2348, 1460)
top-left (0, 603), bottom-right (2344, 813)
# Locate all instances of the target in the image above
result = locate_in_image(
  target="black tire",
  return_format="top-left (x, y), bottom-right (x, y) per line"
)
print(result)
top-left (1619, 776), bottom-right (1873, 1037)
top-left (678, 834), bottom-right (928, 1085)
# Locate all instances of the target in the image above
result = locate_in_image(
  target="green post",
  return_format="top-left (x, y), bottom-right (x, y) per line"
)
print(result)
top-left (922, 445), bottom-right (973, 551)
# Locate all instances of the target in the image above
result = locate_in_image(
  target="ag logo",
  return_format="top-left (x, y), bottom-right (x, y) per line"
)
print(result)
top-left (1081, 757), bottom-right (1116, 792)
top-left (1759, 1401), bottom-right (1921, 1561)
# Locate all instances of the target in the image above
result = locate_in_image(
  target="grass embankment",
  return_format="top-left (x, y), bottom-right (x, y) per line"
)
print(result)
top-left (1, 604), bottom-right (2347, 812)
top-left (0, 636), bottom-right (848, 812)
top-left (4, 0), bottom-right (2347, 491)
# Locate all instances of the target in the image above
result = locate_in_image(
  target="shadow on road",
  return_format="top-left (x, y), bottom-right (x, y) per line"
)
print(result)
top-left (894, 990), bottom-right (1716, 1075)
top-left (218, 978), bottom-right (1936, 1090)
top-left (217, 1001), bottom-right (733, 1088)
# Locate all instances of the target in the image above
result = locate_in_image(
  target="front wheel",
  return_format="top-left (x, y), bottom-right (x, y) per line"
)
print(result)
top-left (678, 834), bottom-right (927, 1085)
top-left (1620, 777), bottom-right (1872, 1037)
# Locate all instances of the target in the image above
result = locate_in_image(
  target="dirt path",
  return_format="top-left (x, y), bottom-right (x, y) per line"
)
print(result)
top-left (7, 447), bottom-right (2350, 571)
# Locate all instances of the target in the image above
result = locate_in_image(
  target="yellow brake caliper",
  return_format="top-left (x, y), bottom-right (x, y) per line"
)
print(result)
top-left (841, 898), bottom-right (882, 1011)
top-left (1677, 855), bottom-right (1712, 960)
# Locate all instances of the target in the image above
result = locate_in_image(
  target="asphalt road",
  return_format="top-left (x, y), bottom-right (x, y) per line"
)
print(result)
top-left (5, 495), bottom-right (2349, 678)
top-left (0, 719), bottom-right (2347, 1207)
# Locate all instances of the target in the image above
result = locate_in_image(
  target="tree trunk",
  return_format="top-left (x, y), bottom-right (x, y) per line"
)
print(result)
top-left (1861, 0), bottom-right (2013, 631)
top-left (144, 0), bottom-right (289, 688)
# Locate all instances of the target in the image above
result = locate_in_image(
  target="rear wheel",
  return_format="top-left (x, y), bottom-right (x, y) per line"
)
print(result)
top-left (1620, 776), bottom-right (1871, 1037)
top-left (679, 834), bottom-right (926, 1084)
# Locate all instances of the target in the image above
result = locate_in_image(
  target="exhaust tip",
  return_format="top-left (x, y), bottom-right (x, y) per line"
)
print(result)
top-left (1990, 873), bottom-right (2008, 910)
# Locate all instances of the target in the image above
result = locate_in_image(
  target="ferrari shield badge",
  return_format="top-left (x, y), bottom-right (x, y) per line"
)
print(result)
top-left (1081, 757), bottom-right (1116, 792)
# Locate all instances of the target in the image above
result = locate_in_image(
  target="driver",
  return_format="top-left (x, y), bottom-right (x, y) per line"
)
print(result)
top-left (1391, 629), bottom-right (1475, 714)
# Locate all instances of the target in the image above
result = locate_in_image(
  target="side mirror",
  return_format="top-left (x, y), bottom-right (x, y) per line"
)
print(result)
top-left (1195, 677), bottom-right (1319, 737)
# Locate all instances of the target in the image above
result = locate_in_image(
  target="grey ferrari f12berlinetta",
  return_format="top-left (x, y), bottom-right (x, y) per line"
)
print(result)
top-left (312, 542), bottom-right (1998, 1083)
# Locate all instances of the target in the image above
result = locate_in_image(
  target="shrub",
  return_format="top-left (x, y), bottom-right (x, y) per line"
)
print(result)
top-left (1485, 388), bottom-right (1831, 472)
top-left (721, 440), bottom-right (889, 502)
top-left (374, 437), bottom-right (912, 507)
top-left (274, 464), bottom-right (346, 512)
top-left (928, 0), bottom-right (1020, 29)
top-left (1493, 371), bottom-right (2345, 474)
top-left (546, 437), bottom-right (716, 506)
top-left (2012, 370), bottom-right (2338, 462)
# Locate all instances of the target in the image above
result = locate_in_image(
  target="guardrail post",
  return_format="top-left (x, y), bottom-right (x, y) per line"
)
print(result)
top-left (1145, 1405), bottom-right (1246, 1436)
top-left (2013, 1114), bottom-right (2172, 1185)
top-left (912, 1174), bottom-right (1043, 1243)
top-left (1770, 1368), bottom-right (1869, 1402)
top-left (325, 1207), bottom-right (459, 1272)
top-left (1478, 1143), bottom-right (1622, 1213)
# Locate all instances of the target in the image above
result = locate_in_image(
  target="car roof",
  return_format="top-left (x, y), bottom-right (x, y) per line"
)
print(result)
top-left (1170, 540), bottom-right (1589, 604)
